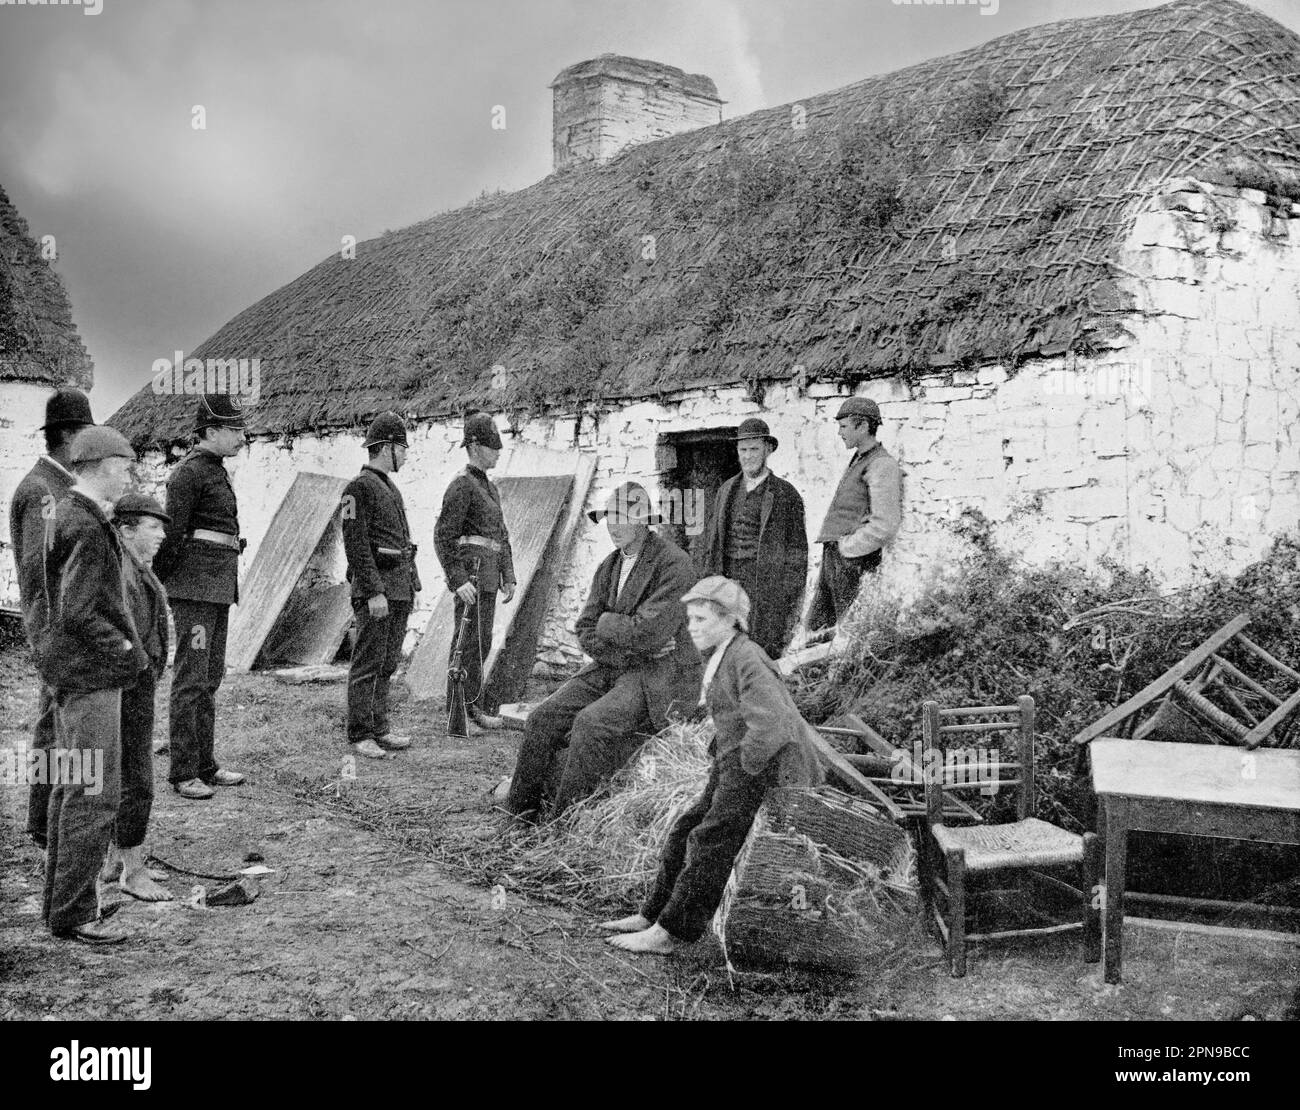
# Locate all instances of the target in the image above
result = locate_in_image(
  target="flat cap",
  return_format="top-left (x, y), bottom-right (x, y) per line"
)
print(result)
top-left (682, 575), bottom-right (750, 632)
top-left (587, 482), bottom-right (662, 525)
top-left (835, 397), bottom-right (881, 421)
top-left (69, 426), bottom-right (135, 464)
top-left (114, 492), bottom-right (171, 524)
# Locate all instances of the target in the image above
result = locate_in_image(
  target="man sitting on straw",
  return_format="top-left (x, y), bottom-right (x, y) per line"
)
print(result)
top-left (603, 576), bottom-right (823, 954)
top-left (504, 483), bottom-right (702, 821)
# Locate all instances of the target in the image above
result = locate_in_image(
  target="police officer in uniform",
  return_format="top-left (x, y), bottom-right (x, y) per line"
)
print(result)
top-left (342, 413), bottom-right (421, 759)
top-left (433, 412), bottom-right (515, 732)
top-left (154, 394), bottom-right (248, 800)
top-left (9, 387), bottom-right (94, 853)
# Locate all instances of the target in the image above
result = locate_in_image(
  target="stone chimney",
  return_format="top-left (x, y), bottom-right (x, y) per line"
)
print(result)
top-left (550, 55), bottom-right (724, 170)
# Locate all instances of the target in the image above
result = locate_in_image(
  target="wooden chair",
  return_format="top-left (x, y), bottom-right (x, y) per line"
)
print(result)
top-left (921, 696), bottom-right (1101, 977)
top-left (1072, 614), bottom-right (1300, 751)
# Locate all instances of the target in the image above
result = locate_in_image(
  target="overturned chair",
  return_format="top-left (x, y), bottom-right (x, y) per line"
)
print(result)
top-left (920, 696), bottom-right (1101, 977)
top-left (1072, 614), bottom-right (1300, 751)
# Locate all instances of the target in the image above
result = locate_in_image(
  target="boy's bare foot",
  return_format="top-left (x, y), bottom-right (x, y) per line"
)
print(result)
top-left (121, 869), bottom-right (174, 902)
top-left (598, 913), bottom-right (651, 933)
top-left (606, 923), bottom-right (677, 954)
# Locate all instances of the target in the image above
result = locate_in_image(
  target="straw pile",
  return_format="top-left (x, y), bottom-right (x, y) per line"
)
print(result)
top-left (438, 716), bottom-right (714, 910)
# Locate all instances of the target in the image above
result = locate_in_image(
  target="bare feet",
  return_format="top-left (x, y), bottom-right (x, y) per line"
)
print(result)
top-left (605, 923), bottom-right (678, 954)
top-left (121, 869), bottom-right (174, 901)
top-left (598, 913), bottom-right (651, 933)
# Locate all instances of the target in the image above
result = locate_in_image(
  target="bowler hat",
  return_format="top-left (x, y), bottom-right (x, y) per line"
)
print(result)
top-left (195, 393), bottom-right (247, 431)
top-left (69, 426), bottom-right (135, 464)
top-left (364, 412), bottom-right (409, 449)
top-left (40, 388), bottom-right (94, 430)
top-left (114, 492), bottom-right (171, 525)
top-left (735, 417), bottom-right (778, 451)
top-left (587, 482), bottom-right (662, 525)
top-left (682, 575), bottom-right (751, 632)
top-left (463, 412), bottom-right (503, 451)
top-left (835, 397), bottom-right (881, 422)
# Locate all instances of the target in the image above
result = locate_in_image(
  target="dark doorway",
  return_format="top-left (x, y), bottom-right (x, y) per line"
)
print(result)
top-left (657, 426), bottom-right (740, 565)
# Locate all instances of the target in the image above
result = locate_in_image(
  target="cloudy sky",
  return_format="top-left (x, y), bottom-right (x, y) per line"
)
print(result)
top-left (2, 0), bottom-right (1297, 418)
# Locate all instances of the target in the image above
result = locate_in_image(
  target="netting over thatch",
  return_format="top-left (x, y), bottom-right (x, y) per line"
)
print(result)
top-left (111, 0), bottom-right (1300, 446)
top-left (0, 185), bottom-right (93, 388)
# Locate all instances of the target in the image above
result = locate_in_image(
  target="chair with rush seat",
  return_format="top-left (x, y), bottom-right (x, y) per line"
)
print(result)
top-left (921, 696), bottom-right (1101, 977)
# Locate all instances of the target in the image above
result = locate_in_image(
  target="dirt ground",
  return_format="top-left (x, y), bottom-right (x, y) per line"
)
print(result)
top-left (2, 647), bottom-right (1297, 1021)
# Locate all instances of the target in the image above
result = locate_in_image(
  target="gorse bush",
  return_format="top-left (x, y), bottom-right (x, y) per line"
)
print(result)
top-left (794, 526), bottom-right (1300, 902)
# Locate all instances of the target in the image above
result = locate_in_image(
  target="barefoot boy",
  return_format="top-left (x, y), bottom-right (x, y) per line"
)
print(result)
top-left (603, 576), bottom-right (823, 954)
top-left (107, 493), bottom-right (175, 902)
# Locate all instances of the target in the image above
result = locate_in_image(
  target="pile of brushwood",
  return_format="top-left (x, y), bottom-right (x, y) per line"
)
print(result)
top-left (792, 521), bottom-right (1300, 908)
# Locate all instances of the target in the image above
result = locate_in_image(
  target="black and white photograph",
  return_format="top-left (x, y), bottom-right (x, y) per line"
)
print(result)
top-left (1, 0), bottom-right (1298, 1065)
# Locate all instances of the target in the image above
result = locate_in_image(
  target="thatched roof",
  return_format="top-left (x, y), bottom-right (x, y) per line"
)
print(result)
top-left (112, 0), bottom-right (1300, 446)
top-left (0, 185), bottom-right (93, 389)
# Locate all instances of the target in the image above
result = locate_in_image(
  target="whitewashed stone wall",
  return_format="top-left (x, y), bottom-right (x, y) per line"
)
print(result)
top-left (112, 179), bottom-right (1298, 673)
top-left (0, 381), bottom-right (67, 608)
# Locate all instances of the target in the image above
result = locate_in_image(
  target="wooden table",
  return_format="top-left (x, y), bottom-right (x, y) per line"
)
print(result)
top-left (1090, 738), bottom-right (1300, 983)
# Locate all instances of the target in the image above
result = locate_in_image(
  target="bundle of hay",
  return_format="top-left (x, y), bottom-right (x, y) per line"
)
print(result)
top-left (462, 716), bottom-right (713, 908)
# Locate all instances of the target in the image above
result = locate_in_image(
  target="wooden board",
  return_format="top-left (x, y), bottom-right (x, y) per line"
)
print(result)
top-left (227, 472), bottom-right (350, 673)
top-left (405, 475), bottom-right (573, 705)
top-left (259, 582), bottom-right (353, 667)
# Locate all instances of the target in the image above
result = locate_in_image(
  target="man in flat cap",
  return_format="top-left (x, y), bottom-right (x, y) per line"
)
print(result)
top-left (699, 417), bottom-right (808, 660)
top-left (504, 482), bottom-right (702, 821)
top-left (433, 411), bottom-right (515, 734)
top-left (807, 397), bottom-right (902, 633)
top-left (106, 492), bottom-right (173, 902)
top-left (9, 387), bottom-right (94, 855)
top-left (342, 413), bottom-right (420, 759)
top-left (32, 426), bottom-right (147, 943)
top-left (154, 394), bottom-right (248, 800)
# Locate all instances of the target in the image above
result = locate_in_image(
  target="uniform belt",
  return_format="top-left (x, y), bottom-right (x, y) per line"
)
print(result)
top-left (190, 529), bottom-right (241, 550)
top-left (458, 535), bottom-right (502, 554)
top-left (375, 546), bottom-right (405, 557)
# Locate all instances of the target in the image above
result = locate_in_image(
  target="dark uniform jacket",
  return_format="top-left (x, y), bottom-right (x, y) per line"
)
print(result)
top-left (341, 465), bottom-right (420, 602)
top-left (576, 530), bottom-right (700, 674)
top-left (154, 448), bottom-right (241, 605)
top-left (705, 633), bottom-right (825, 784)
top-left (8, 455), bottom-right (76, 648)
top-left (701, 472), bottom-right (808, 643)
top-left (122, 546), bottom-right (171, 679)
top-left (33, 489), bottom-right (149, 692)
top-left (433, 466), bottom-right (515, 594)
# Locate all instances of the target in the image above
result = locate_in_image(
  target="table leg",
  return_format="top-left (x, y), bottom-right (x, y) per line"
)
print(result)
top-left (1102, 794), bottom-right (1128, 984)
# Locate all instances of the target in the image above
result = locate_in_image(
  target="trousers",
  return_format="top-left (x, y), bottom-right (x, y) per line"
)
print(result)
top-left (806, 544), bottom-right (881, 632)
top-left (347, 598), bottom-right (412, 743)
top-left (506, 656), bottom-right (702, 818)
top-left (168, 599), bottom-right (229, 784)
top-left (44, 687), bottom-right (123, 934)
top-left (26, 683), bottom-right (56, 847)
top-left (641, 746), bottom-right (772, 941)
top-left (117, 671), bottom-right (156, 849)
top-left (449, 589), bottom-right (496, 711)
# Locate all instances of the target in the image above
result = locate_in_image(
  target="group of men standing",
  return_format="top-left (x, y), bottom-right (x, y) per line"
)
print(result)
top-left (9, 383), bottom-right (901, 942)
top-left (10, 388), bottom-right (249, 943)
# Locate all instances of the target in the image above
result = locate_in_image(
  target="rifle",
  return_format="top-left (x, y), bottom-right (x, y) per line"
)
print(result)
top-left (446, 569), bottom-right (478, 738)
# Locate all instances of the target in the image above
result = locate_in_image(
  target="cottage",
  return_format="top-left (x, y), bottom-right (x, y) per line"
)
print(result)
top-left (109, 0), bottom-right (1300, 676)
top-left (0, 185), bottom-right (95, 611)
